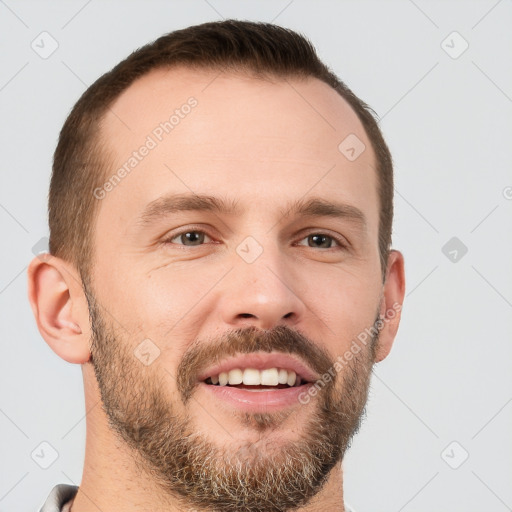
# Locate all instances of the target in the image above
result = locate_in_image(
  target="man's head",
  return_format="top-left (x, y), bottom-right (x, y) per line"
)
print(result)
top-left (29, 20), bottom-right (405, 512)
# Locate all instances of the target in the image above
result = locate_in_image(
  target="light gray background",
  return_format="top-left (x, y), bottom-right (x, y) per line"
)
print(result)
top-left (1, 1), bottom-right (511, 511)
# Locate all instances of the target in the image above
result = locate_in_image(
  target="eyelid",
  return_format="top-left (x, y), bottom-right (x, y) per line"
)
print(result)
top-left (295, 230), bottom-right (349, 249)
top-left (160, 226), bottom-right (349, 250)
top-left (162, 225), bottom-right (217, 245)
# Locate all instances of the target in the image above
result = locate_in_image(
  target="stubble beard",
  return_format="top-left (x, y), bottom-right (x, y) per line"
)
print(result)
top-left (85, 287), bottom-right (378, 512)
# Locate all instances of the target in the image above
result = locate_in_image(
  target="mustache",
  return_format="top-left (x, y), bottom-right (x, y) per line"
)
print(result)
top-left (177, 325), bottom-right (336, 403)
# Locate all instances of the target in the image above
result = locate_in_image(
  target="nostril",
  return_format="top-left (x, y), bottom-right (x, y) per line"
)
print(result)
top-left (239, 313), bottom-right (254, 319)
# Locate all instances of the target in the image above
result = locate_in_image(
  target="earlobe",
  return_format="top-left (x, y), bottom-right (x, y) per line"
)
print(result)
top-left (374, 250), bottom-right (406, 363)
top-left (27, 255), bottom-right (91, 364)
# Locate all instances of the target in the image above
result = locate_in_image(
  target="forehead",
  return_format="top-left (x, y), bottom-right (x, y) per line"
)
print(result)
top-left (103, 66), bottom-right (369, 157)
top-left (97, 66), bottom-right (378, 231)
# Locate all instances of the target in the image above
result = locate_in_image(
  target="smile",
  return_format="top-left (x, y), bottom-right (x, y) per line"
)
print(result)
top-left (204, 367), bottom-right (307, 389)
top-left (197, 352), bottom-right (316, 411)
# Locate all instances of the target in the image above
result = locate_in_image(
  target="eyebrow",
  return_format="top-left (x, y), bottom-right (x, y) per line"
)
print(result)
top-left (282, 197), bottom-right (367, 229)
top-left (138, 194), bottom-right (241, 225)
top-left (138, 193), bottom-right (367, 230)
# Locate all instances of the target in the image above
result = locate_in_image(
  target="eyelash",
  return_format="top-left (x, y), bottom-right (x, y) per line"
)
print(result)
top-left (163, 228), bottom-right (348, 250)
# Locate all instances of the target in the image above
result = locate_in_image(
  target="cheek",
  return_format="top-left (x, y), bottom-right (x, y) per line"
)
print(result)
top-left (301, 266), bottom-right (381, 347)
top-left (127, 261), bottom-right (225, 335)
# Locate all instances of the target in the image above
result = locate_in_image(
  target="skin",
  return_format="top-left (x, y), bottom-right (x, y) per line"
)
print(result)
top-left (28, 67), bottom-right (405, 511)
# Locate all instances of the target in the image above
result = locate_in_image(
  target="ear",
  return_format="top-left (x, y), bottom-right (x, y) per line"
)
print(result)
top-left (27, 254), bottom-right (91, 364)
top-left (374, 250), bottom-right (406, 363)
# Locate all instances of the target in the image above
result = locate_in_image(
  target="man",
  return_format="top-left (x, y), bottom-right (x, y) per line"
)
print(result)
top-left (29, 19), bottom-right (405, 512)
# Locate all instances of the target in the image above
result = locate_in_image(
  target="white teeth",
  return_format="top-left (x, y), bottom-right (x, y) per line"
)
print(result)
top-left (243, 368), bottom-right (261, 385)
top-left (218, 372), bottom-right (229, 386)
top-left (278, 368), bottom-right (288, 384)
top-left (287, 370), bottom-right (296, 387)
top-left (260, 368), bottom-right (279, 386)
top-left (208, 367), bottom-right (302, 387)
top-left (228, 369), bottom-right (243, 385)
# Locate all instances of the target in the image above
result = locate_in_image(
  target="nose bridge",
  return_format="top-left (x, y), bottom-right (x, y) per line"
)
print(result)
top-left (219, 236), bottom-right (305, 329)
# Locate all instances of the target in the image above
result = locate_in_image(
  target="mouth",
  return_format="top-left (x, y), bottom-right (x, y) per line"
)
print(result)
top-left (204, 367), bottom-right (307, 390)
top-left (197, 353), bottom-right (316, 411)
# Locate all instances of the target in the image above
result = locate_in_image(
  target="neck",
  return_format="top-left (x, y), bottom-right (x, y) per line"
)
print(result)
top-left (70, 367), bottom-right (346, 512)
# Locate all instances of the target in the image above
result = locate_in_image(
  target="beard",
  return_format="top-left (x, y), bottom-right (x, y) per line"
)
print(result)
top-left (85, 285), bottom-right (379, 512)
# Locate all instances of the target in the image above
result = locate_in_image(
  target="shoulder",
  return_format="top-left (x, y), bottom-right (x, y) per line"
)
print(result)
top-left (39, 484), bottom-right (78, 512)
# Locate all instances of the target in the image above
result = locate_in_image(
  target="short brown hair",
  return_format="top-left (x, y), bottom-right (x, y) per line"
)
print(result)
top-left (50, 19), bottom-right (393, 279)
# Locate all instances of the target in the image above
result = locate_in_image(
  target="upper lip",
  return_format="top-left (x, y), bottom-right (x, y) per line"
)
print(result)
top-left (197, 352), bottom-right (318, 383)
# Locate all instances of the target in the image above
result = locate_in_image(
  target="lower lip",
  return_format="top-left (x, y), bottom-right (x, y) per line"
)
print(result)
top-left (198, 382), bottom-right (313, 412)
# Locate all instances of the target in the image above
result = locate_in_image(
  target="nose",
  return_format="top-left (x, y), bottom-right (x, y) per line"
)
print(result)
top-left (217, 245), bottom-right (306, 330)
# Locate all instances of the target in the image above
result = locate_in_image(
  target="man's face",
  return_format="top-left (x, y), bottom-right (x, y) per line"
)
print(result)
top-left (87, 68), bottom-right (385, 510)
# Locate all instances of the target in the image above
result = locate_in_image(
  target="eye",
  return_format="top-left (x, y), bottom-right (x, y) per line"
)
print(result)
top-left (168, 230), bottom-right (213, 246)
top-left (297, 233), bottom-right (344, 249)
